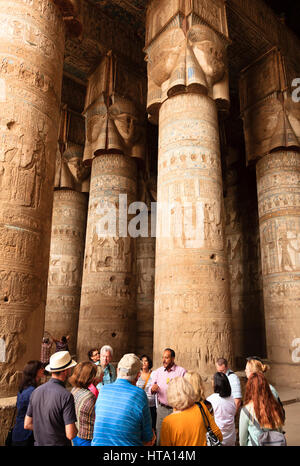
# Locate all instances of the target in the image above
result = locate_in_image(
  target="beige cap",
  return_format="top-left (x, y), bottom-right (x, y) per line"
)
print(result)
top-left (45, 351), bottom-right (77, 373)
top-left (117, 353), bottom-right (142, 376)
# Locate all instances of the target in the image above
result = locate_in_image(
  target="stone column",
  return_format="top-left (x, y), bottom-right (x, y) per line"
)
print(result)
top-left (240, 48), bottom-right (300, 386)
top-left (136, 173), bottom-right (157, 359)
top-left (76, 53), bottom-right (146, 363)
top-left (0, 0), bottom-right (78, 397)
top-left (145, 0), bottom-right (233, 373)
top-left (44, 137), bottom-right (89, 356)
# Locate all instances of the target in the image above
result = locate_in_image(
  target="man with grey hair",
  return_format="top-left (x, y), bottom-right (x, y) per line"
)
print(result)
top-left (92, 353), bottom-right (155, 446)
top-left (96, 344), bottom-right (116, 389)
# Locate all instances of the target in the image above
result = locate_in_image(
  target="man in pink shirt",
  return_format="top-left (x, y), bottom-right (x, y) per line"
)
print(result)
top-left (150, 348), bottom-right (186, 444)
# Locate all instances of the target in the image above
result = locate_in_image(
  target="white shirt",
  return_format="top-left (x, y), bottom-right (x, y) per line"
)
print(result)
top-left (136, 371), bottom-right (156, 407)
top-left (206, 393), bottom-right (236, 446)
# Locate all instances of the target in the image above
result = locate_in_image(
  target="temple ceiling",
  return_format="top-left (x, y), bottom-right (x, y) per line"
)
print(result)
top-left (63, 1), bottom-right (300, 97)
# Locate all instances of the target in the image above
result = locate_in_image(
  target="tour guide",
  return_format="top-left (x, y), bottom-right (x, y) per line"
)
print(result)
top-left (150, 348), bottom-right (186, 444)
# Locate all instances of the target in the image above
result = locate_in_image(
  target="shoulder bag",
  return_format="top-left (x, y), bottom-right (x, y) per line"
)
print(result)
top-left (196, 402), bottom-right (222, 446)
top-left (242, 407), bottom-right (287, 446)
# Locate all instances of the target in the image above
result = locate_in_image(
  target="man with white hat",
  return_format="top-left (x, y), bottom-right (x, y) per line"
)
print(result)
top-left (24, 351), bottom-right (77, 446)
top-left (92, 353), bottom-right (155, 446)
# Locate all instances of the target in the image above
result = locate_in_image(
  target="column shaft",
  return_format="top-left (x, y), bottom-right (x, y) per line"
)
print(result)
top-left (77, 153), bottom-right (137, 363)
top-left (256, 151), bottom-right (300, 384)
top-left (0, 0), bottom-right (65, 396)
top-left (154, 93), bottom-right (233, 372)
top-left (45, 190), bottom-right (88, 356)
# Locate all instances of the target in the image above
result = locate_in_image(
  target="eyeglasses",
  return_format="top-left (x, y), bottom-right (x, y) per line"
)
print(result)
top-left (246, 356), bottom-right (263, 363)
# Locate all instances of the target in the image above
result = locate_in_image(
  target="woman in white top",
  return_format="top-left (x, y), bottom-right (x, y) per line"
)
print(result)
top-left (207, 372), bottom-right (236, 446)
top-left (136, 354), bottom-right (156, 429)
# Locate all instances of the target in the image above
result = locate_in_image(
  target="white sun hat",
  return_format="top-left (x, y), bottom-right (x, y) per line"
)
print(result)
top-left (45, 351), bottom-right (77, 373)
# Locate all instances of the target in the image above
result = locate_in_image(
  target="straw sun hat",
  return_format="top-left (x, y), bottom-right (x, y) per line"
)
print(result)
top-left (45, 351), bottom-right (77, 373)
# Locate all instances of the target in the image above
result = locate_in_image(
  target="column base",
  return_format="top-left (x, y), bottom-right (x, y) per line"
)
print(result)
top-left (0, 396), bottom-right (17, 446)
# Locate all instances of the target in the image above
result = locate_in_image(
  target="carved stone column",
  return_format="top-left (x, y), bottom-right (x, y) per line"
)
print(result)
top-left (0, 0), bottom-right (81, 397)
top-left (145, 0), bottom-right (233, 373)
top-left (76, 54), bottom-right (146, 363)
top-left (240, 48), bottom-right (300, 386)
top-left (44, 137), bottom-right (89, 356)
top-left (136, 173), bottom-right (157, 359)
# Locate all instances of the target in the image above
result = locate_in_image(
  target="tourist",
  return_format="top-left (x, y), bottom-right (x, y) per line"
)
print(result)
top-left (40, 336), bottom-right (53, 367)
top-left (245, 356), bottom-right (279, 399)
top-left (150, 348), bottom-right (186, 444)
top-left (11, 360), bottom-right (44, 446)
top-left (184, 370), bottom-right (213, 413)
top-left (24, 351), bottom-right (77, 446)
top-left (52, 335), bottom-right (70, 352)
top-left (160, 376), bottom-right (222, 446)
top-left (245, 356), bottom-right (285, 421)
top-left (239, 372), bottom-right (285, 446)
top-left (96, 345), bottom-right (116, 389)
top-left (136, 354), bottom-right (156, 429)
top-left (87, 348), bottom-right (100, 365)
top-left (88, 365), bottom-right (104, 399)
top-left (207, 372), bottom-right (236, 446)
top-left (69, 362), bottom-right (97, 446)
top-left (215, 357), bottom-right (242, 411)
top-left (92, 353), bottom-right (155, 446)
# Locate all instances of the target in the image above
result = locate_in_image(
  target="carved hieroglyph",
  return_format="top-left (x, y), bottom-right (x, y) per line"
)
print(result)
top-left (240, 48), bottom-right (300, 385)
top-left (44, 189), bottom-right (88, 356)
top-left (0, 0), bottom-right (66, 396)
top-left (76, 154), bottom-right (138, 363)
top-left (256, 152), bottom-right (300, 384)
top-left (145, 0), bottom-right (233, 373)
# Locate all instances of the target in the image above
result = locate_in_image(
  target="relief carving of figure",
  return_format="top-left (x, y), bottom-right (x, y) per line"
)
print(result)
top-left (1, 126), bottom-right (46, 208)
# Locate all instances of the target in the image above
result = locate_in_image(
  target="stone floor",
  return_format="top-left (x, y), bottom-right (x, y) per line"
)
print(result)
top-left (274, 385), bottom-right (300, 446)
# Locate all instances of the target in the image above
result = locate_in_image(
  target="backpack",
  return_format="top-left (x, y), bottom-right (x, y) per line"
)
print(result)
top-left (242, 407), bottom-right (287, 446)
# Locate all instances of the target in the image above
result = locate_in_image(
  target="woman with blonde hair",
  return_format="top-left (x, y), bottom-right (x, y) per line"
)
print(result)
top-left (69, 361), bottom-right (97, 446)
top-left (160, 376), bottom-right (222, 446)
top-left (245, 356), bottom-right (279, 400)
top-left (184, 371), bottom-right (213, 413)
top-left (239, 372), bottom-right (286, 446)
